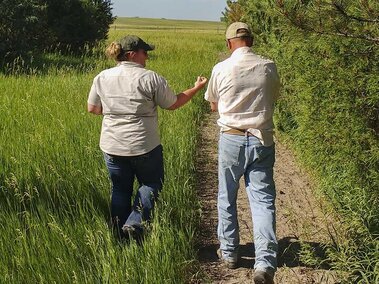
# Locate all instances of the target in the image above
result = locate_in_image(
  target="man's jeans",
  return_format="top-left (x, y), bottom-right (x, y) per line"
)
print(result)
top-left (218, 133), bottom-right (277, 274)
top-left (103, 145), bottom-right (164, 236)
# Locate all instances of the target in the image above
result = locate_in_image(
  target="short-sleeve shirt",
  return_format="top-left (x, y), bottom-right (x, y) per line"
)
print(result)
top-left (204, 47), bottom-right (280, 146)
top-left (88, 61), bottom-right (177, 156)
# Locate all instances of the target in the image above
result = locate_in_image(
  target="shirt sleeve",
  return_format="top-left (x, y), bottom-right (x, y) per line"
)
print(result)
top-left (87, 75), bottom-right (102, 107)
top-left (153, 75), bottom-right (177, 109)
top-left (204, 68), bottom-right (218, 102)
top-left (267, 63), bottom-right (280, 101)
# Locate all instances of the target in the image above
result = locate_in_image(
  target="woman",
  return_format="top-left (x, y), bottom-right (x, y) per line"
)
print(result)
top-left (87, 35), bottom-right (207, 240)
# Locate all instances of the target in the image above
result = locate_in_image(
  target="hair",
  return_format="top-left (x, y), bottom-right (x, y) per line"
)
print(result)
top-left (241, 36), bottom-right (253, 46)
top-left (229, 35), bottom-right (253, 47)
top-left (105, 42), bottom-right (127, 61)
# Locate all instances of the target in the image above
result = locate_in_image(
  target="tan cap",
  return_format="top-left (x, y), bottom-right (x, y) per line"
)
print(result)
top-left (225, 22), bottom-right (252, 39)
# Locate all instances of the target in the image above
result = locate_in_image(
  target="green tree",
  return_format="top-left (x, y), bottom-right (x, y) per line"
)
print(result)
top-left (45, 0), bottom-right (115, 52)
top-left (0, 0), bottom-right (48, 60)
top-left (0, 0), bottom-right (115, 61)
top-left (276, 0), bottom-right (379, 44)
top-left (221, 0), bottom-right (246, 23)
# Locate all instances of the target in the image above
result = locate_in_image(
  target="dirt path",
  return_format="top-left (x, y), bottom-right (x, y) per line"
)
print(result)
top-left (195, 112), bottom-right (339, 284)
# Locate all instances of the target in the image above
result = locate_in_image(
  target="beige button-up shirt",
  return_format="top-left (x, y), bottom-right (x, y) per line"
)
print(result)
top-left (205, 47), bottom-right (280, 146)
top-left (88, 61), bottom-right (177, 156)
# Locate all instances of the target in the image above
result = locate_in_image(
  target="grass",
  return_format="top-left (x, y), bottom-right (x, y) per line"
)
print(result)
top-left (111, 17), bottom-right (224, 32)
top-left (0, 18), bottom-right (225, 283)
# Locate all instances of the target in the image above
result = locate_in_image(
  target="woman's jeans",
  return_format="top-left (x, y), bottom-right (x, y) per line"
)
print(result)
top-left (103, 145), bottom-right (164, 236)
top-left (218, 133), bottom-right (277, 274)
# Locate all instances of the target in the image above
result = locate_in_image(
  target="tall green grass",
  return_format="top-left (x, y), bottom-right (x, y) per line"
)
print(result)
top-left (0, 20), bottom-right (224, 283)
top-left (111, 17), bottom-right (224, 32)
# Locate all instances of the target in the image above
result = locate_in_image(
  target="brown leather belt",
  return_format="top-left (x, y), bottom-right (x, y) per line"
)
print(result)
top-left (223, 129), bottom-right (254, 136)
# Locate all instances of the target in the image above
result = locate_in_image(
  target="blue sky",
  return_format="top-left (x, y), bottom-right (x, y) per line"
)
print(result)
top-left (111, 0), bottom-right (227, 22)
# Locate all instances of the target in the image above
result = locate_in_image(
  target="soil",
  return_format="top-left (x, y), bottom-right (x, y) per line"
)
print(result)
top-left (194, 112), bottom-right (340, 284)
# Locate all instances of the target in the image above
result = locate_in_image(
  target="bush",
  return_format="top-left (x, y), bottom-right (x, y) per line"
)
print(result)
top-left (0, 0), bottom-right (115, 61)
top-left (223, 0), bottom-right (379, 282)
top-left (0, 0), bottom-right (48, 61)
top-left (46, 0), bottom-right (115, 52)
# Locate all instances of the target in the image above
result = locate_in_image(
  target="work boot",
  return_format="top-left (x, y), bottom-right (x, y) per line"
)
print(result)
top-left (253, 270), bottom-right (274, 284)
top-left (217, 248), bottom-right (238, 269)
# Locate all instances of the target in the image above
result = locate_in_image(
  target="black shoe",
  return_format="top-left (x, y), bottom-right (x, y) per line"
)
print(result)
top-left (253, 270), bottom-right (274, 284)
top-left (122, 224), bottom-right (144, 244)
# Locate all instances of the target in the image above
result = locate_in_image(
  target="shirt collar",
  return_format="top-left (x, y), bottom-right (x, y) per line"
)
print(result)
top-left (230, 47), bottom-right (252, 58)
top-left (118, 61), bottom-right (144, 68)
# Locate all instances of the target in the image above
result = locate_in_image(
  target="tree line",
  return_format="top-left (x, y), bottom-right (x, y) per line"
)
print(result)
top-left (223, 0), bottom-right (378, 282)
top-left (0, 0), bottom-right (115, 61)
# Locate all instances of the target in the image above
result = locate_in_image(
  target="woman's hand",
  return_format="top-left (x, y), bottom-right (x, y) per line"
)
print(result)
top-left (194, 76), bottom-right (208, 90)
top-left (168, 76), bottom-right (208, 110)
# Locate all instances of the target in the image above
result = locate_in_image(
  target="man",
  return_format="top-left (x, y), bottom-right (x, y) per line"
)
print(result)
top-left (204, 22), bottom-right (280, 284)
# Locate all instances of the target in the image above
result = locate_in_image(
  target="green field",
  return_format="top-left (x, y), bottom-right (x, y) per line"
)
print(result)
top-left (111, 17), bottom-right (224, 32)
top-left (0, 18), bottom-right (225, 283)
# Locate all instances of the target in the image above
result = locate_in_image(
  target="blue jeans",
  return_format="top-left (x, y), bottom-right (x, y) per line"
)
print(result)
top-left (218, 133), bottom-right (277, 275)
top-left (103, 145), bottom-right (164, 236)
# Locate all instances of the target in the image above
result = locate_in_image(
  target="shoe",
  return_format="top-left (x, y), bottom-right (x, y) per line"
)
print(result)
top-left (122, 224), bottom-right (144, 243)
top-left (217, 248), bottom-right (238, 269)
top-left (253, 270), bottom-right (274, 284)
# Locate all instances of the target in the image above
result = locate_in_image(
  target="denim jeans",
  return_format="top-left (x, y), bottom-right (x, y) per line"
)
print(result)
top-left (218, 133), bottom-right (277, 274)
top-left (103, 145), bottom-right (164, 236)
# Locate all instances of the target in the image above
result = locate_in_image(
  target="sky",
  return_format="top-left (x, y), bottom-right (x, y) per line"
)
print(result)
top-left (110, 0), bottom-right (227, 22)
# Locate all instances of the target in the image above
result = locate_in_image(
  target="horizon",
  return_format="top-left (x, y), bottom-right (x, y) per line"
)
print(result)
top-left (114, 16), bottom-right (222, 23)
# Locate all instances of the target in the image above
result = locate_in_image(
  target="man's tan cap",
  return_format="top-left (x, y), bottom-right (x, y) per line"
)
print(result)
top-left (225, 22), bottom-right (252, 39)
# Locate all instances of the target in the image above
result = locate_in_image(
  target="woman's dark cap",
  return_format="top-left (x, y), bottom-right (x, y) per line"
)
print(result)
top-left (119, 35), bottom-right (155, 51)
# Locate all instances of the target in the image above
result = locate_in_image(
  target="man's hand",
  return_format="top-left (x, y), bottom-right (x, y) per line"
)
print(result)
top-left (210, 102), bottom-right (218, 112)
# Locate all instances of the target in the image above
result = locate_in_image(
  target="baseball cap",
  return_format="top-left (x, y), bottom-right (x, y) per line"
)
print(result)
top-left (225, 22), bottom-right (252, 40)
top-left (119, 35), bottom-right (155, 52)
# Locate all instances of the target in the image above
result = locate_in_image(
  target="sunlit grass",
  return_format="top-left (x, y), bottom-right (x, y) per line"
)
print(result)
top-left (0, 20), bottom-right (224, 283)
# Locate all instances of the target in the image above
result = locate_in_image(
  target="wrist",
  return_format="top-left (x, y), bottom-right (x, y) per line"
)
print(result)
top-left (193, 85), bottom-right (201, 92)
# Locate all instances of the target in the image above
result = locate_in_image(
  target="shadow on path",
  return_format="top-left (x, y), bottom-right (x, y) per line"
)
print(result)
top-left (198, 236), bottom-right (331, 270)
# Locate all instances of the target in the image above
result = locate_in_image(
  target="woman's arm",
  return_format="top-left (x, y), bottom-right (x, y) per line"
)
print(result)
top-left (168, 76), bottom-right (207, 110)
top-left (88, 104), bottom-right (103, 115)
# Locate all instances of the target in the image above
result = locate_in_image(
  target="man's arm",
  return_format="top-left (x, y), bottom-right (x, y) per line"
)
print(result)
top-left (210, 102), bottom-right (218, 112)
top-left (204, 67), bottom-right (219, 111)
